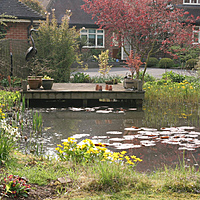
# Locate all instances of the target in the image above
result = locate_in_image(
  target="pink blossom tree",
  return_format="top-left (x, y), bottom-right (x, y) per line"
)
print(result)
top-left (82, 0), bottom-right (199, 82)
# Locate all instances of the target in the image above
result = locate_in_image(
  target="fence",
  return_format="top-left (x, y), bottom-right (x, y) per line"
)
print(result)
top-left (0, 39), bottom-right (29, 79)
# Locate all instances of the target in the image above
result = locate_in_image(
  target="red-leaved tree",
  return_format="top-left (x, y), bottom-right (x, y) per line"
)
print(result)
top-left (82, 0), bottom-right (199, 82)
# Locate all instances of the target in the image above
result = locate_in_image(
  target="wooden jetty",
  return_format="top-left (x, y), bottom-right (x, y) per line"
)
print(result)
top-left (21, 83), bottom-right (145, 108)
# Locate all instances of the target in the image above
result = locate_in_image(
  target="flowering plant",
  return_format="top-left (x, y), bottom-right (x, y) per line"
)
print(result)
top-left (42, 75), bottom-right (52, 80)
top-left (3, 175), bottom-right (31, 198)
top-left (0, 119), bottom-right (21, 162)
top-left (55, 138), bottom-right (142, 166)
top-left (56, 138), bottom-right (107, 163)
top-left (93, 50), bottom-right (113, 77)
top-left (0, 103), bottom-right (5, 120)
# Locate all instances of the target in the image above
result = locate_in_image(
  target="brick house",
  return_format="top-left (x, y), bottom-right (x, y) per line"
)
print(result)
top-left (0, 0), bottom-right (45, 77)
top-left (0, 0), bottom-right (45, 40)
top-left (44, 0), bottom-right (200, 61)
top-left (45, 0), bottom-right (120, 60)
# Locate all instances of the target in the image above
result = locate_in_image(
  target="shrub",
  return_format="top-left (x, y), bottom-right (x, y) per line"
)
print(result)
top-left (161, 71), bottom-right (186, 83)
top-left (146, 57), bottom-right (159, 67)
top-left (172, 63), bottom-right (180, 68)
top-left (133, 71), bottom-right (155, 82)
top-left (71, 72), bottom-right (91, 83)
top-left (186, 59), bottom-right (197, 69)
top-left (35, 11), bottom-right (80, 82)
top-left (91, 74), bottom-right (122, 83)
top-left (158, 58), bottom-right (174, 68)
top-left (93, 50), bottom-right (112, 76)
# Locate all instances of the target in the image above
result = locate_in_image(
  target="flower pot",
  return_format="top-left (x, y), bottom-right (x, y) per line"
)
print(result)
top-left (28, 79), bottom-right (41, 89)
top-left (42, 79), bottom-right (54, 90)
top-left (123, 79), bottom-right (142, 90)
top-left (123, 78), bottom-right (138, 89)
top-left (28, 76), bottom-right (42, 88)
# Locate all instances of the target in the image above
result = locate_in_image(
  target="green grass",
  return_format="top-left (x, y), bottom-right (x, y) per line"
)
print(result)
top-left (1, 152), bottom-right (199, 199)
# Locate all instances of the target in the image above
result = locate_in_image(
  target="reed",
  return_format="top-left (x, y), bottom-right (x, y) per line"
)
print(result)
top-left (32, 112), bottom-right (43, 134)
top-left (144, 80), bottom-right (200, 106)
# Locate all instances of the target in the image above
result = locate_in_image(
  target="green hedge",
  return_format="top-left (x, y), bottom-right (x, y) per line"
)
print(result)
top-left (158, 58), bottom-right (174, 68)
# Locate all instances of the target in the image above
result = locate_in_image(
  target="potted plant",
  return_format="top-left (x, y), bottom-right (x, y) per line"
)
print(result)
top-left (27, 76), bottom-right (41, 89)
top-left (42, 75), bottom-right (54, 90)
top-left (123, 50), bottom-right (144, 89)
top-left (26, 59), bottom-right (53, 89)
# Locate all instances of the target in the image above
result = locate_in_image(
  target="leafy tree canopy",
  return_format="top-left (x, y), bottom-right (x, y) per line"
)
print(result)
top-left (82, 0), bottom-right (200, 82)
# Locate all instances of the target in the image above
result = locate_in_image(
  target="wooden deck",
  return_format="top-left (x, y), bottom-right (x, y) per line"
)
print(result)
top-left (21, 83), bottom-right (145, 108)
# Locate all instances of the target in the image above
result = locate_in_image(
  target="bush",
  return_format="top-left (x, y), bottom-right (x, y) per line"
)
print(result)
top-left (172, 63), bottom-right (180, 68)
top-left (35, 11), bottom-right (80, 82)
top-left (133, 71), bottom-right (155, 82)
top-left (158, 58), bottom-right (174, 68)
top-left (161, 71), bottom-right (186, 83)
top-left (186, 59), bottom-right (197, 69)
top-left (71, 72), bottom-right (91, 83)
top-left (146, 57), bottom-right (159, 67)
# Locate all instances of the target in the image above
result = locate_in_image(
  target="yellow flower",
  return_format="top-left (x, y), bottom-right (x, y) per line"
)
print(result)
top-left (120, 151), bottom-right (127, 154)
top-left (126, 160), bottom-right (135, 165)
top-left (57, 144), bottom-right (63, 148)
top-left (131, 155), bottom-right (136, 159)
top-left (125, 156), bottom-right (130, 160)
top-left (68, 137), bottom-right (75, 142)
top-left (137, 158), bottom-right (143, 162)
top-left (81, 144), bottom-right (87, 149)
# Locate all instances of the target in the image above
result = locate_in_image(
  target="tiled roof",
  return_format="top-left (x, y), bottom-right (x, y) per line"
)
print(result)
top-left (0, 0), bottom-right (45, 20)
top-left (47, 0), bottom-right (98, 28)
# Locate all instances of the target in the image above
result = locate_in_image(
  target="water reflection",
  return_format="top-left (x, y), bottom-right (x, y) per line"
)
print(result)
top-left (39, 103), bottom-right (200, 172)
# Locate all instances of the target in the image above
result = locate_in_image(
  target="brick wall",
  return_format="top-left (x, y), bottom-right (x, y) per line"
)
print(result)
top-left (5, 22), bottom-right (29, 40)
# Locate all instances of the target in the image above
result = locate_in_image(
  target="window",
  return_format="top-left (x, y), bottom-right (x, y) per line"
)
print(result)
top-left (193, 26), bottom-right (200, 44)
top-left (80, 29), bottom-right (104, 48)
top-left (183, 0), bottom-right (200, 4)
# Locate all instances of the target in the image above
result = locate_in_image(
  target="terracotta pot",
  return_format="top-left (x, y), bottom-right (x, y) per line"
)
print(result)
top-left (99, 85), bottom-right (102, 91)
top-left (28, 76), bottom-right (42, 88)
top-left (28, 79), bottom-right (41, 89)
top-left (96, 84), bottom-right (99, 91)
top-left (105, 84), bottom-right (109, 90)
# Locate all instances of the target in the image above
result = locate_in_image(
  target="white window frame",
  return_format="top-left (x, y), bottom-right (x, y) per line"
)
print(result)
top-left (183, 0), bottom-right (200, 4)
top-left (193, 26), bottom-right (200, 44)
top-left (80, 28), bottom-right (104, 48)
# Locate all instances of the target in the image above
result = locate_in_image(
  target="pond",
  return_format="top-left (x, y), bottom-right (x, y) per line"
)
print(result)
top-left (29, 102), bottom-right (200, 172)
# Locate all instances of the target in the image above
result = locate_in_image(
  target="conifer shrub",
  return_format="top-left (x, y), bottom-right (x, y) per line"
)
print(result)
top-left (147, 57), bottom-right (159, 67)
top-left (158, 58), bottom-right (174, 68)
top-left (186, 59), bottom-right (197, 69)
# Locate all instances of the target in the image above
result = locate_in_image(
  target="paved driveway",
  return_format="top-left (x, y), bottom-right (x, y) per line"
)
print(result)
top-left (74, 67), bottom-right (196, 79)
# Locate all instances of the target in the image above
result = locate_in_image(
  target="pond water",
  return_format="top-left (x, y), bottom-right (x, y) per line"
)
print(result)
top-left (32, 102), bottom-right (200, 172)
